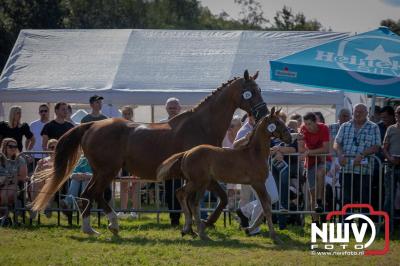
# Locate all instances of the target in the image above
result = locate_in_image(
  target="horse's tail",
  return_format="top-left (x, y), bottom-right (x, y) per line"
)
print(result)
top-left (32, 122), bottom-right (94, 211)
top-left (156, 152), bottom-right (185, 181)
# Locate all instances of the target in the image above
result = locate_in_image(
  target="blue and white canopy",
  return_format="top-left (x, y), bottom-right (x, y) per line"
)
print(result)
top-left (270, 27), bottom-right (400, 98)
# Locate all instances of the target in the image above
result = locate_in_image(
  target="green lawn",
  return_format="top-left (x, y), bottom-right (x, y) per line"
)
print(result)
top-left (1, 214), bottom-right (399, 265)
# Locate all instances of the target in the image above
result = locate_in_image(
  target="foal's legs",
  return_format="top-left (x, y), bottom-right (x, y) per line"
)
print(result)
top-left (203, 179), bottom-right (227, 227)
top-left (188, 188), bottom-right (210, 240)
top-left (176, 185), bottom-right (195, 237)
top-left (251, 181), bottom-right (282, 244)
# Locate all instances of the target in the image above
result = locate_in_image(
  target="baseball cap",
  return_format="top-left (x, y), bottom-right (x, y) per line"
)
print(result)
top-left (89, 95), bottom-right (104, 104)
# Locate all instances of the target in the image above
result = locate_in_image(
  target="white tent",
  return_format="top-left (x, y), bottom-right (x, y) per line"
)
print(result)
top-left (0, 29), bottom-right (350, 107)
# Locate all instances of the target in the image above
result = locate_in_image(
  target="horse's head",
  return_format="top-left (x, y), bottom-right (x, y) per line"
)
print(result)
top-left (235, 70), bottom-right (268, 122)
top-left (261, 107), bottom-right (292, 144)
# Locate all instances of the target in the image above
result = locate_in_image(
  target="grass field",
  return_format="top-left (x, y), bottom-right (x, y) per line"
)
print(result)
top-left (1, 213), bottom-right (399, 265)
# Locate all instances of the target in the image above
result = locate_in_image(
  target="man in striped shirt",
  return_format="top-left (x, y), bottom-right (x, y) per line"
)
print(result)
top-left (334, 103), bottom-right (381, 205)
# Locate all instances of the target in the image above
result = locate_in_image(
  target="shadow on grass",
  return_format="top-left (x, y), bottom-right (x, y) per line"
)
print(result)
top-left (6, 223), bottom-right (81, 231)
top-left (68, 226), bottom-right (309, 251)
top-left (69, 234), bottom-right (267, 249)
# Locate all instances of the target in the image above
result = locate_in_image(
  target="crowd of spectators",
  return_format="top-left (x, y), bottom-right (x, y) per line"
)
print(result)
top-left (0, 98), bottom-right (399, 232)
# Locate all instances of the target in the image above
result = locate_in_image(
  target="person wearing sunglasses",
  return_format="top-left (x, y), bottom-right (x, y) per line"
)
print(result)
top-left (0, 138), bottom-right (28, 226)
top-left (30, 104), bottom-right (50, 163)
top-left (0, 106), bottom-right (35, 153)
top-left (334, 103), bottom-right (381, 206)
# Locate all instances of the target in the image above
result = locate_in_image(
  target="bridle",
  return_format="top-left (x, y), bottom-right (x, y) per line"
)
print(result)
top-left (240, 79), bottom-right (268, 121)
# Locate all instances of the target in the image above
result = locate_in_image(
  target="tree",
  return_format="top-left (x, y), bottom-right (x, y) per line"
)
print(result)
top-left (381, 19), bottom-right (400, 35)
top-left (273, 5), bottom-right (321, 31)
top-left (0, 1), bottom-right (325, 72)
top-left (234, 0), bottom-right (268, 29)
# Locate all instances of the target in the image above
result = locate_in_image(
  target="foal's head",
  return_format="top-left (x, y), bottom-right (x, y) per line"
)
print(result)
top-left (261, 107), bottom-right (292, 144)
top-left (232, 70), bottom-right (268, 122)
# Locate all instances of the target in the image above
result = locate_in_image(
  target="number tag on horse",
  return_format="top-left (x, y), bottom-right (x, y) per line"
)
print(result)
top-left (242, 91), bottom-right (252, 100)
top-left (267, 123), bottom-right (276, 133)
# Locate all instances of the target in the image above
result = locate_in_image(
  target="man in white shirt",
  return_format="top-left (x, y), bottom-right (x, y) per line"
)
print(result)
top-left (30, 104), bottom-right (50, 162)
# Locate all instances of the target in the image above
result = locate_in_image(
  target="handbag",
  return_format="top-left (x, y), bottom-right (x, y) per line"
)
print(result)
top-left (265, 171), bottom-right (279, 204)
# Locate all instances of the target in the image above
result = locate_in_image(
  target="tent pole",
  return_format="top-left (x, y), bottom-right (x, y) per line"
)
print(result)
top-left (370, 94), bottom-right (376, 118)
top-left (0, 102), bottom-right (4, 121)
top-left (151, 105), bottom-right (155, 123)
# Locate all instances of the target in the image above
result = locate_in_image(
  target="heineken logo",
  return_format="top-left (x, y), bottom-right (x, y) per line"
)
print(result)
top-left (315, 35), bottom-right (400, 85)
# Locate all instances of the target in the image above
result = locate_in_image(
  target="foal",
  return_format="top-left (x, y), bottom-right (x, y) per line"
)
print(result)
top-left (157, 108), bottom-right (291, 242)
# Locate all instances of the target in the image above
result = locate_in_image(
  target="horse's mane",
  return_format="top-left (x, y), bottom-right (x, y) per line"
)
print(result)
top-left (167, 76), bottom-right (241, 127)
top-left (189, 76), bottom-right (240, 112)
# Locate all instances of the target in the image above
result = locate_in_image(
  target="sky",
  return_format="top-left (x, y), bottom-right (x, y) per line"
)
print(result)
top-left (199, 0), bottom-right (400, 33)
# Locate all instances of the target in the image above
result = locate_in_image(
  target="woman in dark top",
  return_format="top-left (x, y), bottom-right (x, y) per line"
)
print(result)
top-left (0, 106), bottom-right (35, 152)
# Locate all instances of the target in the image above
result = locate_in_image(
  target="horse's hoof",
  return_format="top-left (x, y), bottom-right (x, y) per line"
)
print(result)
top-left (83, 229), bottom-right (101, 236)
top-left (191, 231), bottom-right (199, 239)
top-left (201, 219), bottom-right (215, 229)
top-left (200, 235), bottom-right (212, 241)
top-left (108, 226), bottom-right (119, 237)
top-left (272, 236), bottom-right (283, 245)
top-left (181, 227), bottom-right (194, 237)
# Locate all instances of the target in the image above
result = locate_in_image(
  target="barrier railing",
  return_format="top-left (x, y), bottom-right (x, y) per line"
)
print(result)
top-left (0, 151), bottom-right (398, 233)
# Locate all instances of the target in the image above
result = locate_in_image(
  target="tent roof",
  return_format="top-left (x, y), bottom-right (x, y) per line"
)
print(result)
top-left (0, 29), bottom-right (349, 105)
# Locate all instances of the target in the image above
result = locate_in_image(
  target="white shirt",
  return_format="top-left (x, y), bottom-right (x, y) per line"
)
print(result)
top-left (234, 121), bottom-right (254, 142)
top-left (30, 119), bottom-right (47, 158)
top-left (222, 133), bottom-right (234, 148)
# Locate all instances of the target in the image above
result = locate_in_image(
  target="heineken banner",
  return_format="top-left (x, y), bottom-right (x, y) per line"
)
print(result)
top-left (270, 27), bottom-right (400, 97)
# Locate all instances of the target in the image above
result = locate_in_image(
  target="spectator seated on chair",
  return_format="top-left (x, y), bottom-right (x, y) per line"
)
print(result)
top-left (29, 139), bottom-right (58, 219)
top-left (0, 138), bottom-right (28, 225)
top-left (60, 154), bottom-right (92, 219)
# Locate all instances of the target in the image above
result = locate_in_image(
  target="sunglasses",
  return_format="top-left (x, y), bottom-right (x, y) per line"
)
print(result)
top-left (48, 146), bottom-right (56, 150)
top-left (40, 110), bottom-right (48, 113)
top-left (7, 144), bottom-right (18, 149)
top-left (353, 136), bottom-right (359, 147)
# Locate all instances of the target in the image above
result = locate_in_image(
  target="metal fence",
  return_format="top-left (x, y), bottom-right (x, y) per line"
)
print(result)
top-left (0, 151), bottom-right (399, 233)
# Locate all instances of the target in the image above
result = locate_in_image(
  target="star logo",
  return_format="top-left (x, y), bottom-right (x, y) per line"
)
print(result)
top-left (357, 44), bottom-right (400, 64)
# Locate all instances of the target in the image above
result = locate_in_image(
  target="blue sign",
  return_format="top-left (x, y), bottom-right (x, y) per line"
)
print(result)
top-left (270, 27), bottom-right (400, 97)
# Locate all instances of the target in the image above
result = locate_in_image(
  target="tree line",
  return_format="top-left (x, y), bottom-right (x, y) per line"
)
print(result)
top-left (0, 0), bottom-right (399, 72)
top-left (0, 0), bottom-right (325, 71)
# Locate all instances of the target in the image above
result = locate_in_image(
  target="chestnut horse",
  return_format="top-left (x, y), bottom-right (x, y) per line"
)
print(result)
top-left (33, 70), bottom-right (268, 236)
top-left (157, 108), bottom-right (291, 243)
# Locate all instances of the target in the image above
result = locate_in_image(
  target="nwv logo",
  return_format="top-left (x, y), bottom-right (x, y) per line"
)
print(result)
top-left (310, 204), bottom-right (390, 256)
top-left (311, 214), bottom-right (375, 247)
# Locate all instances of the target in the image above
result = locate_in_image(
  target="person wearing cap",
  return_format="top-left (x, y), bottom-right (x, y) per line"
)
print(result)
top-left (81, 95), bottom-right (108, 123)
top-left (80, 95), bottom-right (112, 205)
